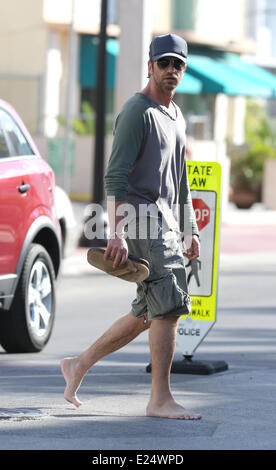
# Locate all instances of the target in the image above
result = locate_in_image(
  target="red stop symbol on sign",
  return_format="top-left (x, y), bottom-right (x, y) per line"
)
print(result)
top-left (192, 198), bottom-right (210, 231)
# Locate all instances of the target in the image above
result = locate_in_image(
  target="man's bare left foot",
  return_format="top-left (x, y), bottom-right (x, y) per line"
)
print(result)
top-left (146, 399), bottom-right (202, 420)
top-left (61, 357), bottom-right (84, 408)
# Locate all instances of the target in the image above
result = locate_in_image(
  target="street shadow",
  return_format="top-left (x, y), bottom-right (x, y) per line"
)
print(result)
top-left (0, 411), bottom-right (216, 447)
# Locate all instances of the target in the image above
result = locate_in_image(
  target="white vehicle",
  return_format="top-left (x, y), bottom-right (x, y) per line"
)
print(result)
top-left (54, 186), bottom-right (78, 258)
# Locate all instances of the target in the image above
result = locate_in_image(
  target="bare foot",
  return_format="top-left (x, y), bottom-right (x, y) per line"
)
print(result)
top-left (61, 357), bottom-right (85, 408)
top-left (146, 399), bottom-right (202, 420)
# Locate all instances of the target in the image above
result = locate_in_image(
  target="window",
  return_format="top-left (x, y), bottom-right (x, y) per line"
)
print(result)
top-left (108, 0), bottom-right (118, 24)
top-left (172, 0), bottom-right (195, 30)
top-left (0, 109), bottom-right (34, 157)
top-left (0, 127), bottom-right (10, 159)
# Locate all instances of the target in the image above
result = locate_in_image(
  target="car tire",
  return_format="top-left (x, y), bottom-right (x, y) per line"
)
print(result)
top-left (0, 243), bottom-right (56, 353)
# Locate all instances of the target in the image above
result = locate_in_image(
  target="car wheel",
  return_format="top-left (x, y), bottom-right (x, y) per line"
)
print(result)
top-left (0, 243), bottom-right (56, 353)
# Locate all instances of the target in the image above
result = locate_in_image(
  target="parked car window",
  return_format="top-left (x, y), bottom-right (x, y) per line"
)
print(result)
top-left (0, 108), bottom-right (34, 157)
top-left (0, 125), bottom-right (10, 158)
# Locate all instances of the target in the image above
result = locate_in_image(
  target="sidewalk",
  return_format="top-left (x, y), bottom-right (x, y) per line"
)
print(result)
top-left (220, 203), bottom-right (276, 268)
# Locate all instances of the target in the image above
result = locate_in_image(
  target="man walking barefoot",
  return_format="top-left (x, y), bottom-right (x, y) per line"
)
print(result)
top-left (61, 34), bottom-right (201, 420)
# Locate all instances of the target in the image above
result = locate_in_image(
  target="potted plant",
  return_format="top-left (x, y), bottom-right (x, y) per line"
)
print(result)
top-left (230, 99), bottom-right (276, 209)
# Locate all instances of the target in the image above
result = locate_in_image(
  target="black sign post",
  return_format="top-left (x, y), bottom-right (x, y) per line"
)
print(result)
top-left (93, 0), bottom-right (108, 206)
top-left (79, 0), bottom-right (109, 247)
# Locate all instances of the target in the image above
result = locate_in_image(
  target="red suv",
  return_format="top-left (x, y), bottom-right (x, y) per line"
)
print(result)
top-left (0, 99), bottom-right (62, 353)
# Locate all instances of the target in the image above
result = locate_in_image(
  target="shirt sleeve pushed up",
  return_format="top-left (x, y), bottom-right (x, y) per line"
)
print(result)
top-left (104, 98), bottom-right (148, 201)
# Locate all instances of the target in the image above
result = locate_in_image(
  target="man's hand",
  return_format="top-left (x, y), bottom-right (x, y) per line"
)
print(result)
top-left (104, 237), bottom-right (129, 268)
top-left (183, 235), bottom-right (200, 260)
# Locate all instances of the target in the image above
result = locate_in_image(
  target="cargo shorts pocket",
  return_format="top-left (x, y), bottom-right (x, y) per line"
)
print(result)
top-left (146, 272), bottom-right (191, 319)
top-left (130, 282), bottom-right (148, 318)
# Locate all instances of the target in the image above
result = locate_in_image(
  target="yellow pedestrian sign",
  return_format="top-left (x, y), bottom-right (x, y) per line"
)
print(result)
top-left (176, 161), bottom-right (224, 361)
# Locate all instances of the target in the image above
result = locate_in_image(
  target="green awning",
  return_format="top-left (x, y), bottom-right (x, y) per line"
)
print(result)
top-left (80, 36), bottom-right (118, 89)
top-left (175, 73), bottom-right (202, 94)
top-left (222, 53), bottom-right (276, 98)
top-left (186, 54), bottom-right (273, 98)
top-left (79, 36), bottom-right (276, 98)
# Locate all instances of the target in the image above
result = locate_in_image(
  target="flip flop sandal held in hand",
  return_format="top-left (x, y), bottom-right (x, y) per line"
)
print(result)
top-left (87, 248), bottom-right (150, 282)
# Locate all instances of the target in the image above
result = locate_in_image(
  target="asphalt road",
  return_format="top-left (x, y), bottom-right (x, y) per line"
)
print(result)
top-left (0, 247), bottom-right (276, 451)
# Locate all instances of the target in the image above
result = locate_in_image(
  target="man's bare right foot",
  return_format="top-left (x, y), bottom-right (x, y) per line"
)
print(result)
top-left (61, 357), bottom-right (85, 408)
top-left (146, 398), bottom-right (202, 420)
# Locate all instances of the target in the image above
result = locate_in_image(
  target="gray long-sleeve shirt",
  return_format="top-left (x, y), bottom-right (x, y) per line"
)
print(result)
top-left (104, 92), bottom-right (198, 237)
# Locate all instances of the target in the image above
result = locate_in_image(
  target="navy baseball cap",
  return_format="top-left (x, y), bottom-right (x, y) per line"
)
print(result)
top-left (149, 34), bottom-right (188, 63)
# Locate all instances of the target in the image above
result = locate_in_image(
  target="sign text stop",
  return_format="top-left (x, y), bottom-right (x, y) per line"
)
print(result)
top-left (192, 198), bottom-right (210, 231)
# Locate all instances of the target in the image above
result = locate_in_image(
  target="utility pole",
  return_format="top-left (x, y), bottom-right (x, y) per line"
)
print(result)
top-left (63, 0), bottom-right (77, 194)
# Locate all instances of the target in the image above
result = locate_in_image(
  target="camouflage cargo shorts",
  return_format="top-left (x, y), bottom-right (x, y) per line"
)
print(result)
top-left (126, 217), bottom-right (191, 321)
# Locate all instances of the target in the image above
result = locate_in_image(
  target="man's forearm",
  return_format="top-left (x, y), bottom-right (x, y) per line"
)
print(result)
top-left (105, 199), bottom-right (129, 267)
top-left (106, 199), bottom-right (127, 237)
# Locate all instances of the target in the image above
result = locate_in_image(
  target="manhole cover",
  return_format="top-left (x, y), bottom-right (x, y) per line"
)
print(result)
top-left (0, 408), bottom-right (47, 421)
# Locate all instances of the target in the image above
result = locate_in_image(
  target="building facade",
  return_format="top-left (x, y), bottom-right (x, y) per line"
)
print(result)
top-left (0, 0), bottom-right (257, 138)
top-left (1, 0), bottom-right (276, 205)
